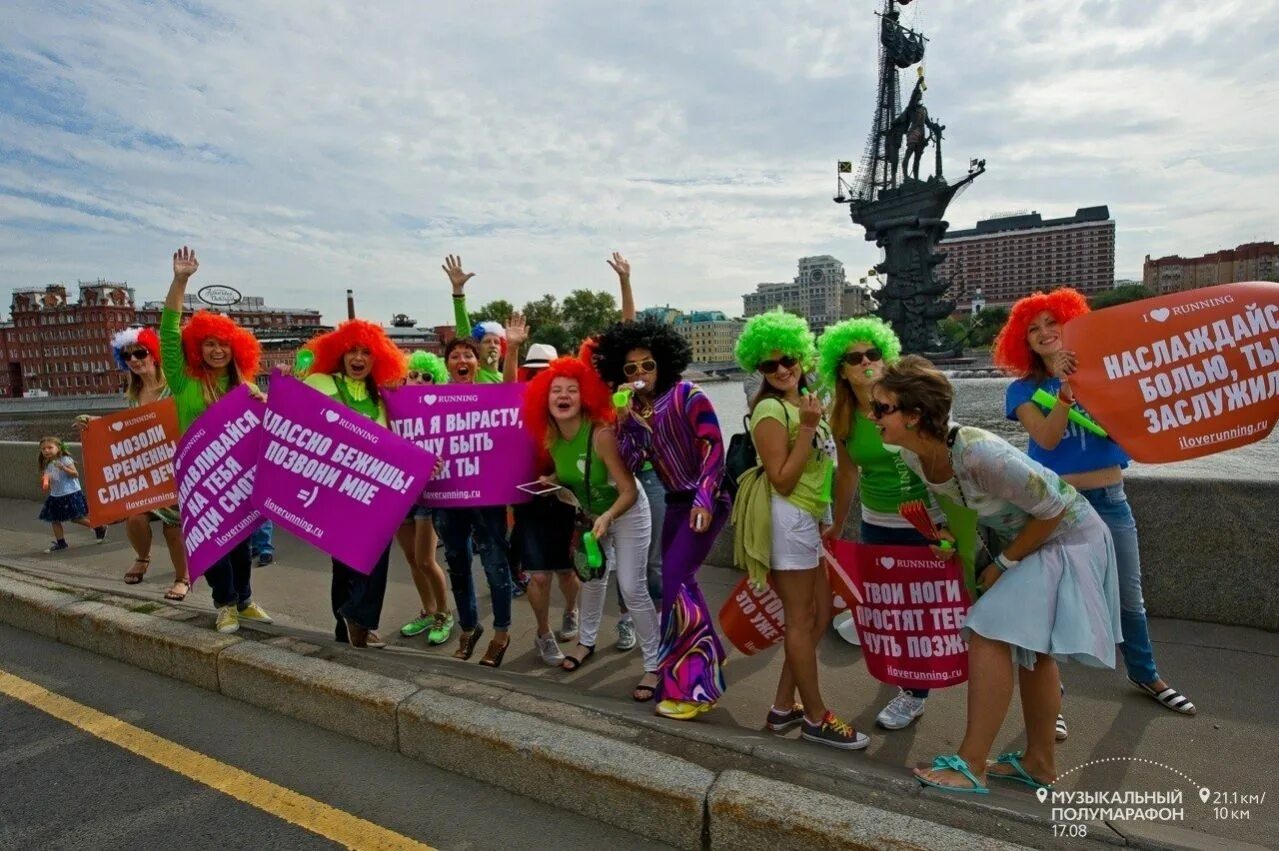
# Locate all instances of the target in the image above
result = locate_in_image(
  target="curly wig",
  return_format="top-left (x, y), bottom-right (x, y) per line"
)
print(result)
top-left (406, 350), bottom-right (449, 384)
top-left (815, 317), bottom-right (901, 388)
top-left (592, 319), bottom-right (692, 395)
top-left (523, 356), bottom-right (616, 451)
top-left (181, 310), bottom-right (260, 380)
top-left (735, 309), bottom-right (815, 373)
top-left (993, 288), bottom-right (1090, 379)
top-left (303, 319), bottom-right (405, 386)
top-left (111, 327), bottom-right (161, 370)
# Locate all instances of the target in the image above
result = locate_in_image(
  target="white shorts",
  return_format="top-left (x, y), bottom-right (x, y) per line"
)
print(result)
top-left (770, 494), bottom-right (821, 571)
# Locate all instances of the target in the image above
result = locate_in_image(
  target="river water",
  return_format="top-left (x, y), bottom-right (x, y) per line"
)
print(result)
top-left (3, 378), bottom-right (1274, 480)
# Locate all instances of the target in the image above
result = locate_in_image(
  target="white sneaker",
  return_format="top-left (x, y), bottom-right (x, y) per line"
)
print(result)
top-left (876, 690), bottom-right (926, 730)
top-left (555, 609), bottom-right (579, 642)
top-left (615, 617), bottom-right (637, 651)
top-left (536, 632), bottom-right (565, 666)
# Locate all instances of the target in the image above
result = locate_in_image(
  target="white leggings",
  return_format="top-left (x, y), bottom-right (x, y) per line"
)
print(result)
top-left (578, 485), bottom-right (659, 670)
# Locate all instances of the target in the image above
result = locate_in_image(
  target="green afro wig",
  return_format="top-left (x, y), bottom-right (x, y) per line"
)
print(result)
top-left (816, 317), bottom-right (902, 389)
top-left (734, 309), bottom-right (816, 372)
top-left (406, 350), bottom-right (449, 385)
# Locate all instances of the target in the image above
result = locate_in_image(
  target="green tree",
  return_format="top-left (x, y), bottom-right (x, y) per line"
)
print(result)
top-left (560, 289), bottom-right (620, 349)
top-left (468, 299), bottom-right (515, 328)
top-left (1090, 284), bottom-right (1154, 310)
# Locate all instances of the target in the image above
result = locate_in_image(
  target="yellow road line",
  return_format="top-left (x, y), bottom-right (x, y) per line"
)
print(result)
top-left (0, 667), bottom-right (435, 851)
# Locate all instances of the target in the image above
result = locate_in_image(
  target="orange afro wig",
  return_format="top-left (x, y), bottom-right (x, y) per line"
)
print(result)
top-left (181, 311), bottom-right (260, 380)
top-left (523, 356), bottom-right (616, 450)
top-left (302, 319), bottom-right (406, 387)
top-left (577, 335), bottom-right (600, 368)
top-left (992, 287), bottom-right (1091, 378)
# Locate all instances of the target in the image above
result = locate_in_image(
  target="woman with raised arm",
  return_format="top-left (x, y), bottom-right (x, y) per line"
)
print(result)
top-left (300, 319), bottom-right (408, 649)
top-left (868, 356), bottom-right (1120, 795)
top-left (160, 247), bottom-right (271, 634)
top-left (443, 255), bottom-right (506, 384)
top-left (995, 289), bottom-right (1195, 716)
top-left (593, 319), bottom-right (728, 720)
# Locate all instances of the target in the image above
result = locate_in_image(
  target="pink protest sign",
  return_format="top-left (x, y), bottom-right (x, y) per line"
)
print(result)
top-left (253, 374), bottom-right (437, 574)
top-left (830, 540), bottom-right (972, 690)
top-left (174, 385), bottom-right (265, 582)
top-left (384, 383), bottom-right (538, 508)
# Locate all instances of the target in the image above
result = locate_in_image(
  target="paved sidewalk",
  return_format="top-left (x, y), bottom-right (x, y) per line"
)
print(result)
top-left (3, 497), bottom-right (1275, 848)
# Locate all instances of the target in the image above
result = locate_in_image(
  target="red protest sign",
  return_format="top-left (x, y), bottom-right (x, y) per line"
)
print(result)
top-left (718, 576), bottom-right (784, 655)
top-left (1064, 281), bottom-right (1279, 462)
top-left (81, 399), bottom-right (180, 527)
top-left (831, 540), bottom-right (971, 690)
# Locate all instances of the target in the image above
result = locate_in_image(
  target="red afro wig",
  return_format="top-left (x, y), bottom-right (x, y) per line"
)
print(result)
top-left (181, 311), bottom-right (260, 380)
top-left (302, 319), bottom-right (406, 386)
top-left (992, 287), bottom-right (1091, 378)
top-left (523, 356), bottom-right (616, 449)
top-left (577, 335), bottom-right (600, 369)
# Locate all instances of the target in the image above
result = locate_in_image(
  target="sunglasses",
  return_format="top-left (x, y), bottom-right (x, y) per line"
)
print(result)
top-left (758, 355), bottom-right (799, 375)
top-left (842, 348), bottom-right (883, 367)
top-left (122, 349), bottom-right (150, 361)
top-left (622, 359), bottom-right (658, 377)
top-left (870, 401), bottom-right (907, 418)
top-left (407, 371), bottom-right (434, 383)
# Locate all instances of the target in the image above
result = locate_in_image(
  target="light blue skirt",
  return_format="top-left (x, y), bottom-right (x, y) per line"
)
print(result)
top-left (964, 507), bottom-right (1122, 670)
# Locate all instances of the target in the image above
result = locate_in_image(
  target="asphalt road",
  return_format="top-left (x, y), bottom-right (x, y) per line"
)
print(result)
top-left (0, 624), bottom-right (670, 851)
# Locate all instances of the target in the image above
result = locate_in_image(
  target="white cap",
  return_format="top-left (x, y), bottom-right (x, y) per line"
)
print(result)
top-left (523, 343), bottom-right (558, 369)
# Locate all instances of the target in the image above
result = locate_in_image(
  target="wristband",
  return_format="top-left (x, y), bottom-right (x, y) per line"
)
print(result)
top-left (1057, 391), bottom-right (1076, 407)
top-left (993, 553), bottom-right (1019, 573)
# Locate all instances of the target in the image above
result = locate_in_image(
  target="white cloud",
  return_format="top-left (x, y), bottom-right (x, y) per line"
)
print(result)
top-left (1, 0), bottom-right (1275, 328)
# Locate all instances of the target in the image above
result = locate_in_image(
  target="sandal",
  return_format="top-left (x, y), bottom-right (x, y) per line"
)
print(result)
top-left (454, 625), bottom-right (485, 661)
top-left (913, 755), bottom-right (990, 795)
top-left (561, 644), bottom-right (595, 672)
top-left (478, 636), bottom-right (510, 668)
top-left (1128, 676), bottom-right (1197, 715)
top-left (632, 672), bottom-right (659, 702)
top-left (163, 579), bottom-right (190, 601)
top-left (987, 751), bottom-right (1053, 790)
top-left (124, 557), bottom-right (150, 584)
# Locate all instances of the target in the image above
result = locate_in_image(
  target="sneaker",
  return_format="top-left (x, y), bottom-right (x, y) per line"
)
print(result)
top-left (427, 612), bottom-right (454, 646)
top-left (257, 553), bottom-right (274, 567)
top-left (876, 690), bottom-right (926, 730)
top-left (801, 711), bottom-right (870, 750)
top-left (401, 611), bottom-right (433, 638)
top-left (512, 570), bottom-right (530, 598)
top-left (94, 526), bottom-right (108, 543)
top-left (215, 605), bottom-right (240, 634)
top-left (1055, 714), bottom-right (1069, 742)
top-left (615, 617), bottom-right (637, 651)
top-left (766, 704), bottom-right (805, 733)
top-left (556, 609), bottom-right (579, 642)
top-left (46, 540), bottom-right (68, 553)
top-left (536, 632), bottom-right (566, 666)
top-left (236, 602), bottom-right (274, 624)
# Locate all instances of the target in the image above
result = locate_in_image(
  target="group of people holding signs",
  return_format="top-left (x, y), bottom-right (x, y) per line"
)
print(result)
top-left (57, 245), bottom-right (1277, 796)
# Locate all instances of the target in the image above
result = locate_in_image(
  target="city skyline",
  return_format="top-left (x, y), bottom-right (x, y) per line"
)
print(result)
top-left (2, 1), bottom-right (1275, 327)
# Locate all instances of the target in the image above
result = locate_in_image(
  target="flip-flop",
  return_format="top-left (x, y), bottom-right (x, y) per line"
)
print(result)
top-left (561, 645), bottom-right (595, 672)
top-left (987, 751), bottom-right (1052, 790)
top-left (914, 754), bottom-right (990, 795)
top-left (123, 558), bottom-right (150, 584)
top-left (163, 579), bottom-right (190, 601)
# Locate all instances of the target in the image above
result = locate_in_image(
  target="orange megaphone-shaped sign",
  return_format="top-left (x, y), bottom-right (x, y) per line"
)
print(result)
top-left (1064, 281), bottom-right (1279, 463)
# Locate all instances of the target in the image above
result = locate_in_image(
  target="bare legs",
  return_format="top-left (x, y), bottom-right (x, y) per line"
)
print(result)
top-left (527, 571), bottom-right (580, 636)
top-left (770, 567), bottom-right (834, 719)
top-left (396, 518), bottom-right (449, 617)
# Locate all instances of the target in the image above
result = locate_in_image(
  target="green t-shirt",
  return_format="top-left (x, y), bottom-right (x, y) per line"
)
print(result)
top-left (549, 423), bottom-right (616, 517)
top-left (160, 307), bottom-right (229, 434)
top-left (844, 409), bottom-right (929, 514)
top-left (748, 397), bottom-right (835, 519)
top-left (304, 373), bottom-right (387, 426)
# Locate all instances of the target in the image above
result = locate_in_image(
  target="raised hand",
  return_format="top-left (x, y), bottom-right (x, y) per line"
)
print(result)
top-left (173, 246), bottom-right (199, 281)
top-left (442, 254), bottom-right (475, 294)
top-left (606, 252), bottom-right (630, 281)
top-left (506, 312), bottom-right (529, 347)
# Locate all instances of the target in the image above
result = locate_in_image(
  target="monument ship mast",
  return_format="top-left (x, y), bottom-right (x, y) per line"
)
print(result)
top-left (835, 0), bottom-right (985, 357)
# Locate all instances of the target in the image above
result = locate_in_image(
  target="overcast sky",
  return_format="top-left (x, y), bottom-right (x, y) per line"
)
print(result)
top-left (2, 0), bottom-right (1276, 328)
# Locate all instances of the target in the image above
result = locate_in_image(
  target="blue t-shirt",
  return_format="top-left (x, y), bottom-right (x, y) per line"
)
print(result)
top-left (1005, 377), bottom-right (1129, 475)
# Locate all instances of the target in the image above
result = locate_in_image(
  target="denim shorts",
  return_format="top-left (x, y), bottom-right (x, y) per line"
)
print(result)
top-left (404, 503), bottom-right (434, 522)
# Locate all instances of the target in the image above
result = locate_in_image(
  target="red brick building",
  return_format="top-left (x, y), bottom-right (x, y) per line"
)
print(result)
top-left (1143, 241), bottom-right (1278, 294)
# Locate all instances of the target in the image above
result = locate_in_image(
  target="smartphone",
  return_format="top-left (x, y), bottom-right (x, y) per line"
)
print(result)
top-left (517, 480), bottom-right (563, 497)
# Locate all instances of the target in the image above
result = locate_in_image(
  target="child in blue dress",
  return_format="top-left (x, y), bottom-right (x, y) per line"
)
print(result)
top-left (38, 437), bottom-right (106, 552)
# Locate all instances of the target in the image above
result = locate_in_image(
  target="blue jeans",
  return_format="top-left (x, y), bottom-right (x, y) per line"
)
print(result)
top-left (1078, 483), bottom-right (1159, 684)
top-left (860, 520), bottom-right (934, 699)
top-left (435, 506), bottom-right (513, 631)
top-left (249, 521), bottom-right (274, 558)
top-left (205, 540), bottom-right (253, 609)
top-left (331, 546), bottom-right (390, 637)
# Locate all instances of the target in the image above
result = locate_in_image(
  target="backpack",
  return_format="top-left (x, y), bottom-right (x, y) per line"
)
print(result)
top-left (724, 404), bottom-right (790, 499)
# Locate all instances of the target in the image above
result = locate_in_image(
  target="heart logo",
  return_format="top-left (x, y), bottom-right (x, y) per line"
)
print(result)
top-left (1149, 307), bottom-right (1170, 322)
top-left (423, 394), bottom-right (437, 405)
top-left (110, 421), bottom-right (124, 432)
top-left (879, 557), bottom-right (895, 570)
top-left (832, 594), bottom-right (846, 610)
top-left (324, 410), bottom-right (340, 424)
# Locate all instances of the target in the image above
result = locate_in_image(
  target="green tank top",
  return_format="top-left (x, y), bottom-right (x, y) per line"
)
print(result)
top-left (844, 409), bottom-right (928, 513)
top-left (550, 423), bottom-right (616, 517)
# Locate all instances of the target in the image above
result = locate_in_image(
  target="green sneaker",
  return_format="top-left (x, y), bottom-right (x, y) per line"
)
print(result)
top-left (401, 611), bottom-right (433, 638)
top-left (426, 611), bottom-right (454, 646)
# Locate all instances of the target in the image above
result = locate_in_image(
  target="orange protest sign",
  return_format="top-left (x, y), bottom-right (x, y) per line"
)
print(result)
top-left (82, 399), bottom-right (180, 526)
top-left (718, 576), bottom-right (784, 656)
top-left (1064, 281), bottom-right (1279, 463)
